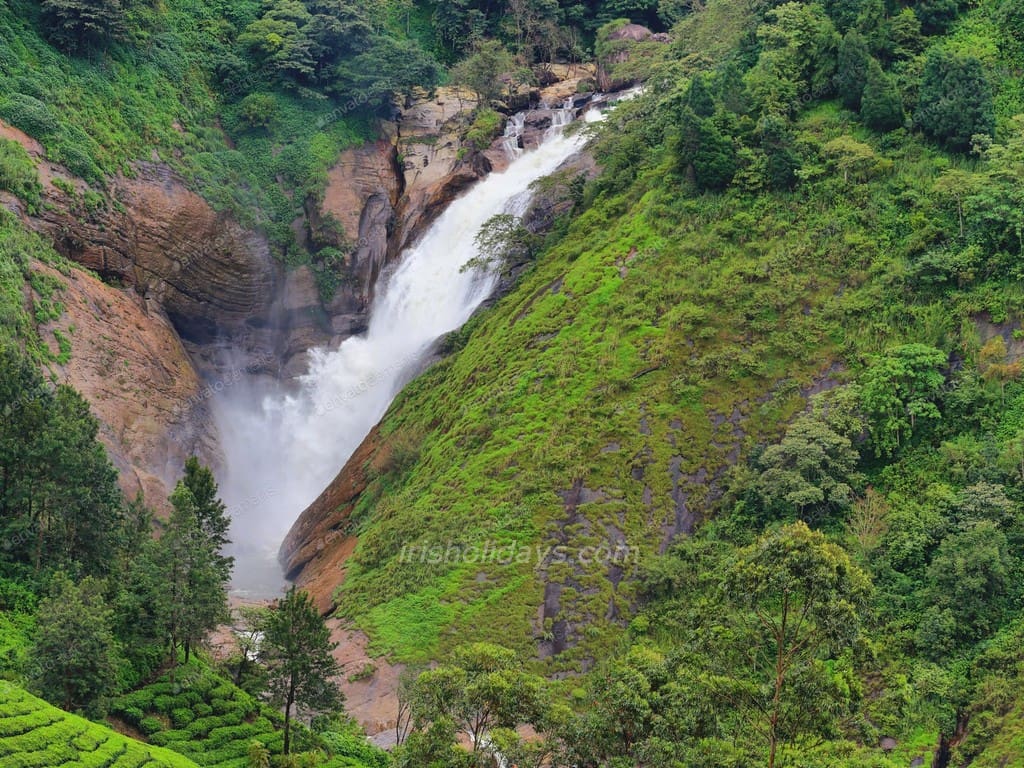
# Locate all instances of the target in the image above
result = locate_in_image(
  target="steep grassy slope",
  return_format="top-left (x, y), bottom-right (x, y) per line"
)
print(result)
top-left (0, 681), bottom-right (201, 768)
top-left (323, 0), bottom-right (1024, 685)
top-left (331, 106), bottom-right (964, 668)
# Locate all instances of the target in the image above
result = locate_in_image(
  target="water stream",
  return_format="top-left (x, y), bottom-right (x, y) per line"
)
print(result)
top-left (214, 97), bottom-right (612, 598)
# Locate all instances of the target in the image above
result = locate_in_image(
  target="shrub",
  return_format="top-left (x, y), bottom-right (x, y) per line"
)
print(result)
top-left (139, 716), bottom-right (164, 736)
top-left (238, 93), bottom-right (277, 129)
top-left (465, 108), bottom-right (502, 149)
top-left (171, 708), bottom-right (195, 728)
top-left (0, 94), bottom-right (58, 138)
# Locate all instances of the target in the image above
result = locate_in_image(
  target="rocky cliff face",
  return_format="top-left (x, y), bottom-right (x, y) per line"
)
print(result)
top-left (36, 261), bottom-right (218, 510)
top-left (1, 121), bottom-right (225, 508)
top-left (0, 66), bottom-right (594, 512)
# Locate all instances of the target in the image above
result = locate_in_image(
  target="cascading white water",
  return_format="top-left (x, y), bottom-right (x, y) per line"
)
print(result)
top-left (501, 111), bottom-right (527, 158)
top-left (214, 98), bottom-right (613, 597)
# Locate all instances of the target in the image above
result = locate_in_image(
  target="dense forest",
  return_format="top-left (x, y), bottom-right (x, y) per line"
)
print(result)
top-left (4, 0), bottom-right (1024, 766)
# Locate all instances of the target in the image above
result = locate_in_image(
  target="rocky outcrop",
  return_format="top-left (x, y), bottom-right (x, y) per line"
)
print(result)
top-left (320, 137), bottom-right (402, 313)
top-left (280, 425), bottom-right (382, 614)
top-left (597, 23), bottom-right (670, 92)
top-left (34, 261), bottom-right (215, 511)
top-left (390, 87), bottom-right (484, 257)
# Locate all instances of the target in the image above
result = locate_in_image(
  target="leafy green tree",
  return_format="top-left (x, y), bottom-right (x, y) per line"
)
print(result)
top-left (746, 2), bottom-right (839, 116)
top-left (29, 574), bottom-right (121, 714)
top-left (332, 35), bottom-right (442, 108)
top-left (925, 521), bottom-right (1011, 649)
top-left (823, 0), bottom-right (862, 33)
top-left (238, 0), bottom-right (316, 82)
top-left (260, 586), bottom-right (341, 755)
top-left (402, 643), bottom-right (549, 763)
top-left (822, 135), bottom-right (881, 183)
top-left (860, 344), bottom-right (947, 456)
top-left (40, 0), bottom-right (128, 52)
top-left (889, 8), bottom-right (924, 59)
top-left (860, 58), bottom-right (903, 131)
top-left (755, 414), bottom-right (861, 523)
top-left (727, 522), bottom-right (871, 768)
top-left (463, 213), bottom-right (540, 273)
top-left (450, 39), bottom-right (515, 105)
top-left (836, 30), bottom-right (871, 110)
top-left (915, 50), bottom-right (995, 152)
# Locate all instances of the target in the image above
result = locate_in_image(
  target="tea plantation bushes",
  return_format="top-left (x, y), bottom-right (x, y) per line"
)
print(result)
top-left (0, 681), bottom-right (201, 768)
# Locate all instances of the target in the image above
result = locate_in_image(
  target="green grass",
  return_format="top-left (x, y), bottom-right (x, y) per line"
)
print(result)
top-left (0, 681), bottom-right (201, 768)
top-left (0, 0), bottom-right (373, 258)
top-left (327, 0), bottom-right (1024, 677)
top-left (0, 208), bottom-right (73, 365)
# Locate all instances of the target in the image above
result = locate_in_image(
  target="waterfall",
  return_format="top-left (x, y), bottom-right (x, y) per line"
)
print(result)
top-left (500, 111), bottom-right (527, 158)
top-left (214, 98), bottom-right (611, 597)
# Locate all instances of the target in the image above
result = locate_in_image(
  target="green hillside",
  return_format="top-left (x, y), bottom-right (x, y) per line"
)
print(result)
top-left (6, 0), bottom-right (1024, 765)
top-left (0, 680), bottom-right (201, 768)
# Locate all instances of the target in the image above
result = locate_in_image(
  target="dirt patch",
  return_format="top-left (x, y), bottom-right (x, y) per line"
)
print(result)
top-left (327, 620), bottom-right (405, 747)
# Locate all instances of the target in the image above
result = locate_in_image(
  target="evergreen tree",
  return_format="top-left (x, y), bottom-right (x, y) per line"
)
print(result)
top-left (0, 346), bottom-right (122, 579)
top-left (260, 586), bottom-right (341, 755)
top-left (823, 0), bottom-right (862, 33)
top-left (685, 73), bottom-right (715, 118)
top-left (29, 574), bottom-right (121, 714)
top-left (860, 57), bottom-right (903, 131)
top-left (757, 114), bottom-right (800, 190)
top-left (180, 456), bottom-right (233, 583)
top-left (836, 29), bottom-right (871, 110)
top-left (916, 50), bottom-right (995, 152)
top-left (675, 107), bottom-right (736, 192)
top-left (914, 0), bottom-right (966, 35)
top-left (155, 475), bottom-right (230, 679)
top-left (40, 0), bottom-right (128, 53)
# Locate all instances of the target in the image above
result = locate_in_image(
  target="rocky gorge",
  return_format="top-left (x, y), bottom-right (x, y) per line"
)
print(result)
top-left (0, 63), bottom-right (600, 511)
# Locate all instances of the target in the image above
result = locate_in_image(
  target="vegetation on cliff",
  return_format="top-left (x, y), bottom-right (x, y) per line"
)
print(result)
top-left (290, 0), bottom-right (1024, 764)
top-left (7, 0), bottom-right (1024, 764)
